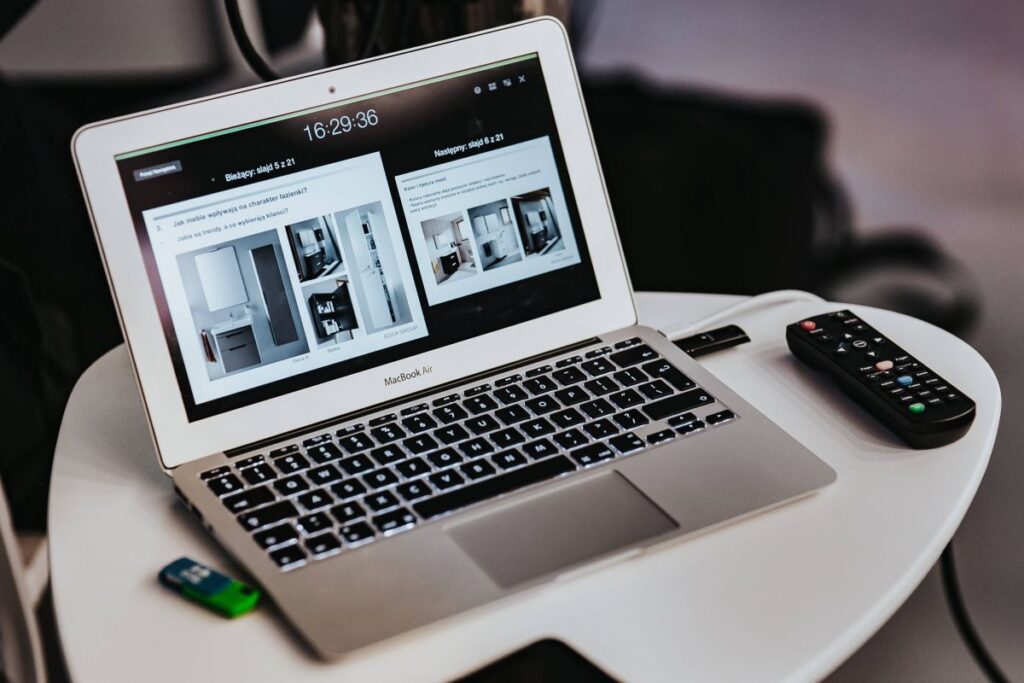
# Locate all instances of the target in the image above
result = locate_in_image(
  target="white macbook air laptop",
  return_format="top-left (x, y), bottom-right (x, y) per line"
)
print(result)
top-left (72, 17), bottom-right (835, 658)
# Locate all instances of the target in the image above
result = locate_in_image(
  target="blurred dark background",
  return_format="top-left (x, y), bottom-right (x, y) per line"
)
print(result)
top-left (1, 1), bottom-right (1020, 680)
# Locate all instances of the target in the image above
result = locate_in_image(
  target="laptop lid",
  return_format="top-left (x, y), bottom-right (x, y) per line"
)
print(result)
top-left (73, 18), bottom-right (635, 470)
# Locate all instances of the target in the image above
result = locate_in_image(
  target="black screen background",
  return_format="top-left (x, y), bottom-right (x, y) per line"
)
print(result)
top-left (115, 55), bottom-right (600, 421)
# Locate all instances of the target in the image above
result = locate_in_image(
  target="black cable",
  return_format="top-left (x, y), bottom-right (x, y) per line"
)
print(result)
top-left (940, 543), bottom-right (1010, 683)
top-left (225, 0), bottom-right (280, 82)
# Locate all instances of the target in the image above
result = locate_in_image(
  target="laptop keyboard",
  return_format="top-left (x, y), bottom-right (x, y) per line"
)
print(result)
top-left (198, 338), bottom-right (739, 571)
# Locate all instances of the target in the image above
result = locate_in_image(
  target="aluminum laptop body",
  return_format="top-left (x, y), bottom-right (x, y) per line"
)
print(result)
top-left (73, 18), bottom-right (835, 659)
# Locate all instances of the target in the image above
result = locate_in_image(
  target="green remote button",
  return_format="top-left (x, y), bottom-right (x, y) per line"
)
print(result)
top-left (908, 402), bottom-right (926, 414)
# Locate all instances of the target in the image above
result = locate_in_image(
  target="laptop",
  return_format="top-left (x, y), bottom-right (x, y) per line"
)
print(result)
top-left (73, 17), bottom-right (835, 658)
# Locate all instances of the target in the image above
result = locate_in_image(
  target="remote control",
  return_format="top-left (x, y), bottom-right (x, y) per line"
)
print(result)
top-left (786, 310), bottom-right (975, 448)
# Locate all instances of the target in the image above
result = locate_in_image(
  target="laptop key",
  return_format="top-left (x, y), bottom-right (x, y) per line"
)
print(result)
top-left (493, 385), bottom-right (529, 404)
top-left (493, 449), bottom-right (529, 470)
top-left (269, 545), bottom-right (307, 570)
top-left (254, 522), bottom-right (298, 549)
top-left (433, 404), bottom-right (468, 424)
top-left (336, 423), bottom-right (365, 437)
top-left (667, 412), bottom-right (698, 427)
top-left (240, 464), bottom-right (277, 486)
top-left (464, 395), bottom-right (499, 414)
top-left (615, 337), bottom-right (643, 349)
top-left (402, 413), bottom-right (438, 433)
top-left (331, 501), bottom-right (366, 524)
top-left (550, 408), bottom-right (586, 428)
top-left (638, 380), bottom-right (674, 400)
top-left (296, 488), bottom-right (333, 511)
top-left (609, 432), bottom-right (645, 454)
top-left (553, 429), bottom-right (589, 450)
top-left (613, 409), bottom-right (649, 429)
top-left (552, 367), bottom-right (587, 386)
top-left (434, 423), bottom-right (470, 444)
top-left (339, 522), bottom-right (375, 546)
top-left (677, 420), bottom-right (705, 434)
top-left (337, 433), bottom-right (374, 454)
top-left (238, 500), bottom-right (298, 530)
top-left (370, 444), bottom-right (406, 466)
top-left (396, 480), bottom-right (432, 502)
top-left (613, 368), bottom-right (648, 387)
top-left (273, 453), bottom-right (310, 475)
top-left (273, 475), bottom-right (309, 496)
top-left (554, 386), bottom-right (590, 405)
top-left (522, 438), bottom-right (559, 460)
top-left (433, 393), bottom-right (460, 407)
top-left (429, 469), bottom-right (465, 490)
top-left (521, 417), bottom-right (555, 438)
top-left (415, 455), bottom-right (576, 520)
top-left (268, 444), bottom-right (299, 458)
top-left (458, 438), bottom-right (493, 458)
top-left (365, 490), bottom-right (400, 512)
top-left (307, 464), bottom-right (343, 486)
top-left (579, 398), bottom-right (615, 419)
top-left (370, 423), bottom-right (406, 444)
top-left (369, 413), bottom-right (397, 427)
top-left (460, 458), bottom-right (497, 480)
top-left (571, 443), bottom-right (615, 467)
top-left (583, 376), bottom-right (619, 396)
top-left (494, 373), bottom-right (522, 387)
top-left (555, 355), bottom-right (582, 368)
top-left (330, 479), bottom-right (366, 500)
top-left (524, 375), bottom-right (558, 395)
top-left (236, 454), bottom-right (265, 468)
top-left (403, 434), bottom-right (440, 454)
top-left (222, 485), bottom-right (274, 513)
top-left (395, 457), bottom-right (431, 478)
top-left (580, 358), bottom-right (616, 376)
top-left (363, 468), bottom-right (399, 490)
top-left (583, 419), bottom-right (619, 439)
top-left (302, 434), bottom-right (332, 449)
top-left (207, 473), bottom-right (244, 497)
top-left (401, 403), bottom-right (429, 416)
top-left (524, 365), bottom-right (552, 378)
top-left (427, 448), bottom-right (463, 468)
top-left (609, 389), bottom-right (644, 409)
top-left (525, 395), bottom-right (560, 415)
top-left (307, 443), bottom-right (345, 464)
top-left (647, 429), bottom-right (676, 445)
top-left (610, 345), bottom-right (657, 368)
top-left (373, 508), bottom-right (417, 534)
top-left (490, 427), bottom-right (525, 448)
top-left (642, 389), bottom-right (715, 420)
top-left (296, 512), bottom-right (332, 535)
top-left (495, 404), bottom-right (531, 425)
top-left (200, 466), bottom-right (232, 481)
top-left (465, 415), bottom-right (501, 435)
top-left (464, 383), bottom-right (491, 397)
top-left (642, 360), bottom-right (696, 391)
top-left (305, 532), bottom-right (342, 558)
top-left (338, 454), bottom-right (375, 475)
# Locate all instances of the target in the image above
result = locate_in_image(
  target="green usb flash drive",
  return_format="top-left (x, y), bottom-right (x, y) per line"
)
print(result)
top-left (158, 557), bottom-right (261, 618)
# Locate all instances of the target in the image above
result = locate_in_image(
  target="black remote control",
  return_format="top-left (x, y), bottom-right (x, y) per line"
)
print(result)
top-left (786, 310), bottom-right (975, 449)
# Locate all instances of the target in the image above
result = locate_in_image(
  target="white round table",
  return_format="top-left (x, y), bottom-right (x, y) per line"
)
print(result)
top-left (49, 293), bottom-right (1000, 682)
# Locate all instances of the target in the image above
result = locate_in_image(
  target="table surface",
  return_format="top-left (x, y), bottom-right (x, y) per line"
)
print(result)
top-left (48, 293), bottom-right (1001, 682)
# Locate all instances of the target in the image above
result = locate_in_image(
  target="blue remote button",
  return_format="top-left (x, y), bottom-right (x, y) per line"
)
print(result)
top-left (896, 375), bottom-right (914, 387)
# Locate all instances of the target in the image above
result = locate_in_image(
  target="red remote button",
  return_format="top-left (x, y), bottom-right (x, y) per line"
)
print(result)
top-left (799, 320), bottom-right (817, 331)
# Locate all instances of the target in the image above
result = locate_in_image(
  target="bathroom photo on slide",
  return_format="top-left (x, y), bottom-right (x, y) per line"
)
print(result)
top-left (176, 230), bottom-right (309, 381)
top-left (467, 199), bottom-right (524, 272)
top-left (420, 211), bottom-right (478, 285)
top-left (331, 202), bottom-right (413, 334)
top-left (510, 188), bottom-right (565, 258)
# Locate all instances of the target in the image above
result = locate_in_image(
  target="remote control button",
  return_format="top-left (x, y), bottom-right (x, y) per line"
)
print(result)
top-left (896, 375), bottom-right (914, 387)
top-left (908, 403), bottom-right (926, 414)
top-left (833, 343), bottom-right (850, 356)
top-left (875, 360), bottom-right (894, 371)
top-left (799, 320), bottom-right (817, 331)
top-left (815, 334), bottom-right (834, 344)
top-left (852, 340), bottom-right (868, 349)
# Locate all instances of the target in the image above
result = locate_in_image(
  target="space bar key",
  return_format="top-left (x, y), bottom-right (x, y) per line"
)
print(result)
top-left (414, 456), bottom-right (576, 520)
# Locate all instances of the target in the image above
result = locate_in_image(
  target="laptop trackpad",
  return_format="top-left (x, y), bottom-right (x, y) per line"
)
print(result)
top-left (448, 472), bottom-right (678, 588)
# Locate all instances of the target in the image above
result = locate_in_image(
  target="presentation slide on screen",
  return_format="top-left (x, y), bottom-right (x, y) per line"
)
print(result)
top-left (142, 153), bottom-right (426, 405)
top-left (395, 136), bottom-right (581, 306)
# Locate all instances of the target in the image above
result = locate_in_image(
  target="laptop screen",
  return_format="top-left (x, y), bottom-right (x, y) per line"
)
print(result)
top-left (114, 53), bottom-right (600, 421)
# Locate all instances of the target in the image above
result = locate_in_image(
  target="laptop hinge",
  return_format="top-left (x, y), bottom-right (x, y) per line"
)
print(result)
top-left (225, 336), bottom-right (602, 457)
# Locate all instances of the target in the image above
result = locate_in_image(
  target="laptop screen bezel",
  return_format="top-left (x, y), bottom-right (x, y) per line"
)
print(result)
top-left (73, 18), bottom-right (637, 470)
